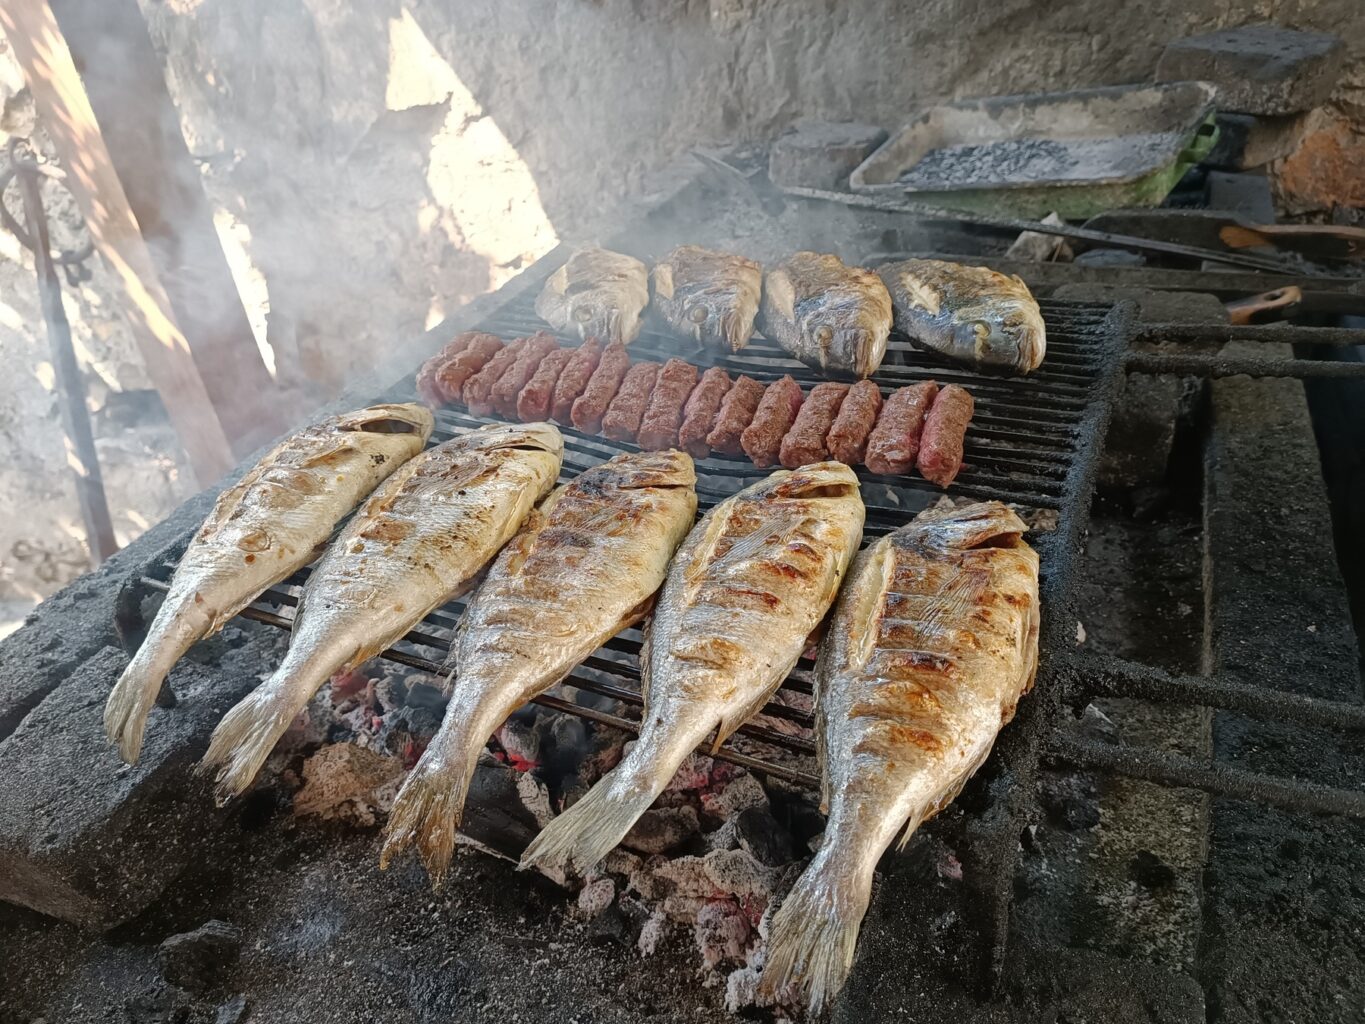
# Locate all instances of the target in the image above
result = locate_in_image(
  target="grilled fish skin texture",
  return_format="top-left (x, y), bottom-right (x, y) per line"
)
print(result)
top-left (519, 463), bottom-right (865, 876)
top-left (762, 252), bottom-right (892, 378)
top-left (761, 501), bottom-right (1040, 1013)
top-left (103, 403), bottom-right (434, 764)
top-left (535, 247), bottom-right (649, 346)
top-left (198, 423), bottom-right (564, 802)
top-left (381, 450), bottom-right (699, 881)
top-left (652, 245), bottom-right (763, 353)
top-left (877, 258), bottom-right (1046, 374)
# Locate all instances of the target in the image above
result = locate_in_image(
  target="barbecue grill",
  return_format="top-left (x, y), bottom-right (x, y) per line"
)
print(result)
top-left (121, 204), bottom-right (1365, 1000)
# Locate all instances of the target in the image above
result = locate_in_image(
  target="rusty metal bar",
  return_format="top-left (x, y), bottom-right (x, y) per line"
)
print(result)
top-left (1139, 322), bottom-right (1365, 347)
top-left (1125, 351), bottom-right (1365, 379)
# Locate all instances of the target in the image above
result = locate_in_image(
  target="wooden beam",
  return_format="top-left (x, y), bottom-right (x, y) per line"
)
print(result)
top-left (1, 0), bottom-right (234, 483)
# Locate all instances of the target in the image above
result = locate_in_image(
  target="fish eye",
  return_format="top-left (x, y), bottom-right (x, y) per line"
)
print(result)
top-left (689, 306), bottom-right (708, 323)
top-left (573, 306), bottom-right (594, 323)
top-left (972, 321), bottom-right (991, 341)
top-left (815, 325), bottom-right (834, 346)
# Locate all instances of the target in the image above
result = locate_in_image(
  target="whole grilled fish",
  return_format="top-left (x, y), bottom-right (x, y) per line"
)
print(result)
top-left (103, 404), bottom-right (433, 764)
top-left (877, 258), bottom-right (1046, 374)
top-left (535, 247), bottom-right (650, 346)
top-left (519, 463), bottom-right (865, 876)
top-left (380, 450), bottom-right (699, 881)
top-left (762, 252), bottom-right (892, 378)
top-left (652, 245), bottom-right (762, 353)
top-left (761, 501), bottom-right (1040, 1013)
top-left (199, 423), bottom-right (563, 802)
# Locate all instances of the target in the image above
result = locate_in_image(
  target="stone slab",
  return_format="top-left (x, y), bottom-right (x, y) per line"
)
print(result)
top-left (1206, 111), bottom-right (1310, 171)
top-left (767, 120), bottom-right (888, 191)
top-left (1156, 23), bottom-right (1346, 116)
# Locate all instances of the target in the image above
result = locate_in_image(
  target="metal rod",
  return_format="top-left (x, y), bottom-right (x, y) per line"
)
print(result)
top-left (1139, 323), bottom-right (1365, 347)
top-left (1047, 735), bottom-right (1365, 819)
top-left (14, 151), bottom-right (118, 562)
top-left (782, 186), bottom-right (1309, 274)
top-left (1125, 351), bottom-right (1365, 379)
top-left (1062, 653), bottom-right (1365, 731)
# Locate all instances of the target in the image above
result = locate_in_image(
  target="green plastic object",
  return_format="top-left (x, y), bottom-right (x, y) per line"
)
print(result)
top-left (850, 82), bottom-right (1220, 221)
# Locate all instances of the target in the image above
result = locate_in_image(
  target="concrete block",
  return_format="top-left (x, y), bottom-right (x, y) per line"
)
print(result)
top-left (1204, 170), bottom-right (1276, 222)
top-left (768, 120), bottom-right (887, 191)
top-left (1156, 23), bottom-right (1345, 116)
top-left (1206, 111), bottom-right (1310, 170)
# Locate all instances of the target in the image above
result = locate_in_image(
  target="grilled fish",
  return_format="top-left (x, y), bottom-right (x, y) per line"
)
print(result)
top-left (761, 501), bottom-right (1040, 1013)
top-left (103, 404), bottom-right (433, 764)
top-left (652, 245), bottom-right (762, 353)
top-left (381, 450), bottom-right (699, 881)
top-left (877, 258), bottom-right (1046, 374)
top-left (519, 463), bottom-right (864, 876)
top-left (199, 423), bottom-right (563, 802)
top-left (762, 252), bottom-right (892, 378)
top-left (535, 247), bottom-right (650, 346)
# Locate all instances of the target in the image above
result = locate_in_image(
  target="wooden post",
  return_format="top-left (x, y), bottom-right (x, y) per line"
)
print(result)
top-left (0, 0), bottom-right (253, 483)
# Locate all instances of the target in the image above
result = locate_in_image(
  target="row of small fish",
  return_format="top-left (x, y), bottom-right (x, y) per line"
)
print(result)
top-left (536, 245), bottom-right (1047, 377)
top-left (106, 405), bottom-right (1039, 1017)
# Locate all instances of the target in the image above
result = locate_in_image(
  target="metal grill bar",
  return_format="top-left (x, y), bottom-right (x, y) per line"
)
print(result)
top-left (1125, 351), bottom-right (1365, 379)
top-left (1139, 323), bottom-right (1365, 347)
top-left (1046, 735), bottom-right (1365, 819)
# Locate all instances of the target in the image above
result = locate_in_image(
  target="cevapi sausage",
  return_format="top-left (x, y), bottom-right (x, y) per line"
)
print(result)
top-left (601, 361), bottom-right (661, 442)
top-left (516, 346), bottom-right (574, 422)
top-left (779, 382), bottom-right (849, 469)
top-left (678, 367), bottom-right (732, 458)
top-left (864, 381), bottom-right (937, 475)
top-left (570, 340), bottom-right (631, 434)
top-left (741, 375), bottom-right (803, 469)
top-left (706, 374), bottom-right (765, 456)
top-left (435, 334), bottom-right (505, 405)
top-left (491, 332), bottom-right (560, 418)
top-left (636, 358), bottom-right (699, 451)
top-left (826, 380), bottom-right (883, 465)
top-left (551, 338), bottom-right (603, 423)
top-left (463, 338), bottom-right (526, 417)
top-left (916, 383), bottom-right (973, 487)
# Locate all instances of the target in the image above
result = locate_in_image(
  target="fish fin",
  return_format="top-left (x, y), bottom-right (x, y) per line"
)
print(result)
top-left (764, 269), bottom-right (796, 326)
top-left (652, 262), bottom-right (674, 300)
top-left (901, 276), bottom-right (942, 315)
top-left (518, 768), bottom-right (657, 876)
top-left (197, 684), bottom-right (300, 804)
top-left (759, 847), bottom-right (872, 1015)
top-left (380, 735), bottom-right (480, 885)
top-left (710, 672), bottom-right (791, 754)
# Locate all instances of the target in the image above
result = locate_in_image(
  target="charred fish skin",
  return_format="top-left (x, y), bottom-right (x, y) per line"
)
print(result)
top-left (877, 258), bottom-right (1046, 374)
top-left (519, 463), bottom-right (865, 877)
top-left (380, 450), bottom-right (699, 882)
top-left (535, 247), bottom-right (650, 346)
top-left (102, 403), bottom-right (434, 764)
top-left (761, 501), bottom-right (1040, 1014)
top-left (761, 252), bottom-right (892, 379)
top-left (198, 423), bottom-right (564, 803)
top-left (652, 245), bottom-right (763, 353)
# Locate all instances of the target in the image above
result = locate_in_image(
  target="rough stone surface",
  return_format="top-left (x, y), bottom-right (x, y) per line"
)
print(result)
top-left (158, 919), bottom-right (243, 992)
top-left (767, 119), bottom-right (888, 190)
top-left (1157, 23), bottom-right (1347, 115)
top-left (1270, 110), bottom-right (1365, 214)
top-left (1206, 111), bottom-right (1310, 170)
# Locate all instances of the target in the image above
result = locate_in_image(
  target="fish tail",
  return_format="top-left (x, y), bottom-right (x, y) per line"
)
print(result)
top-left (380, 719), bottom-right (485, 882)
top-left (760, 846), bottom-right (873, 1015)
top-left (518, 759), bottom-right (661, 876)
top-left (196, 682), bottom-right (300, 804)
top-left (104, 594), bottom-right (209, 764)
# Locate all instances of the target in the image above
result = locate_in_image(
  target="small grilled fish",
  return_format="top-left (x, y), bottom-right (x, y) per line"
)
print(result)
top-left (103, 404), bottom-right (433, 764)
top-left (535, 247), bottom-right (650, 346)
top-left (652, 245), bottom-right (762, 353)
top-left (381, 450), bottom-right (699, 881)
top-left (761, 501), bottom-right (1040, 1013)
top-left (878, 258), bottom-right (1046, 374)
top-left (762, 252), bottom-right (892, 378)
top-left (199, 423), bottom-right (563, 802)
top-left (519, 463), bottom-right (864, 876)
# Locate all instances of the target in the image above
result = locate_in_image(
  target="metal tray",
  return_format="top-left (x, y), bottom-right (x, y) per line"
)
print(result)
top-left (849, 81), bottom-right (1218, 219)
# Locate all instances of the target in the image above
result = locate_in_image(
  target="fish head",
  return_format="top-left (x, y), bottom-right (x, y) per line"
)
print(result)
top-left (565, 291), bottom-right (621, 342)
top-left (799, 306), bottom-right (886, 379)
top-left (336, 403), bottom-right (435, 441)
top-left (596, 448), bottom-right (698, 492)
top-left (948, 296), bottom-right (1047, 373)
top-left (470, 420), bottom-right (565, 458)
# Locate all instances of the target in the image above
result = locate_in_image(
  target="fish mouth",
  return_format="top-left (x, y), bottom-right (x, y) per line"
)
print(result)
top-left (341, 403), bottom-right (434, 436)
top-left (472, 421), bottom-right (565, 455)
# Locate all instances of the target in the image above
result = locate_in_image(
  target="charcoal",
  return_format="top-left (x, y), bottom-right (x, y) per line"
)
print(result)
top-left (734, 805), bottom-right (796, 866)
top-left (215, 995), bottom-right (250, 1024)
top-left (1038, 771), bottom-right (1101, 831)
top-left (585, 900), bottom-right (634, 947)
top-left (622, 805), bottom-right (699, 855)
top-left (401, 678), bottom-right (449, 711)
top-left (1129, 850), bottom-right (1177, 889)
top-left (700, 772), bottom-right (768, 820)
top-left (157, 920), bottom-right (242, 992)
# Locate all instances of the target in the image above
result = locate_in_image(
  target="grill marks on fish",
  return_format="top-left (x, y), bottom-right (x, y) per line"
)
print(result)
top-left (381, 450), bottom-right (698, 882)
top-left (878, 258), bottom-right (1046, 374)
top-left (652, 245), bottom-right (762, 353)
top-left (519, 464), bottom-right (864, 877)
top-left (762, 501), bottom-right (1039, 1013)
top-left (535, 247), bottom-right (649, 346)
top-left (102, 403), bottom-right (435, 764)
top-left (198, 423), bottom-right (564, 803)
top-left (762, 252), bottom-right (892, 378)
